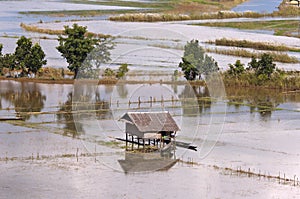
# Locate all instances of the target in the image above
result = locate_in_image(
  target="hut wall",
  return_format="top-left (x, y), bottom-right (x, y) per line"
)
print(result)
top-left (126, 123), bottom-right (144, 138)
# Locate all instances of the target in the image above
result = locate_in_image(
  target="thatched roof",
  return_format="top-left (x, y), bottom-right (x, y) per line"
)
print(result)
top-left (120, 111), bottom-right (179, 132)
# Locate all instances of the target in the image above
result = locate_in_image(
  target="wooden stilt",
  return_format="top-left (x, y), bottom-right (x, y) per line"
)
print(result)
top-left (131, 135), bottom-right (134, 150)
top-left (125, 133), bottom-right (128, 151)
top-left (160, 134), bottom-right (162, 148)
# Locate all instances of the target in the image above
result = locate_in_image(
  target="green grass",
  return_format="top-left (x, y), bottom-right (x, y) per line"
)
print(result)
top-left (223, 70), bottom-right (300, 90)
top-left (208, 38), bottom-right (300, 52)
top-left (207, 48), bottom-right (299, 63)
top-left (20, 23), bottom-right (111, 38)
top-left (196, 20), bottom-right (300, 38)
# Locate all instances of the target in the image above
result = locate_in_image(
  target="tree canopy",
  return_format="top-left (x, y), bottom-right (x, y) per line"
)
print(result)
top-left (179, 39), bottom-right (219, 80)
top-left (0, 36), bottom-right (47, 76)
top-left (57, 23), bottom-right (113, 79)
top-left (248, 53), bottom-right (276, 79)
top-left (228, 60), bottom-right (245, 77)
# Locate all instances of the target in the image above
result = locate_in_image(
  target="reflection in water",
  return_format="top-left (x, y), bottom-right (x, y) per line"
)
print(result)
top-left (226, 87), bottom-right (284, 121)
top-left (57, 92), bottom-right (84, 137)
top-left (57, 85), bottom-right (112, 137)
top-left (1, 82), bottom-right (46, 120)
top-left (179, 85), bottom-right (211, 116)
top-left (118, 151), bottom-right (177, 173)
top-left (116, 84), bottom-right (128, 99)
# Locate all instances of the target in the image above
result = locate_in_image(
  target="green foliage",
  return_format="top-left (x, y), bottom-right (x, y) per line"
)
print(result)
top-left (179, 57), bottom-right (198, 80)
top-left (179, 39), bottom-right (218, 80)
top-left (26, 43), bottom-right (47, 74)
top-left (0, 53), bottom-right (15, 71)
top-left (116, 63), bottom-right (129, 79)
top-left (14, 36), bottom-right (32, 73)
top-left (104, 68), bottom-right (115, 77)
top-left (228, 60), bottom-right (245, 77)
top-left (57, 23), bottom-right (111, 79)
top-left (13, 36), bottom-right (47, 76)
top-left (248, 53), bottom-right (276, 78)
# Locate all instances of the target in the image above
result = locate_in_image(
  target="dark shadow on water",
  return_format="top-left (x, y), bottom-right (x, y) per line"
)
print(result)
top-left (118, 151), bottom-right (177, 174)
top-left (57, 89), bottom-right (112, 137)
top-left (179, 85), bottom-right (212, 116)
top-left (0, 82), bottom-right (46, 120)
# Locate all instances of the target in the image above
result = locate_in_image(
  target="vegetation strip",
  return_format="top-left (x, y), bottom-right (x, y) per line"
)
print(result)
top-left (208, 38), bottom-right (300, 52)
top-left (207, 48), bottom-right (299, 63)
top-left (109, 11), bottom-right (263, 22)
top-left (20, 23), bottom-right (111, 38)
top-left (195, 20), bottom-right (300, 38)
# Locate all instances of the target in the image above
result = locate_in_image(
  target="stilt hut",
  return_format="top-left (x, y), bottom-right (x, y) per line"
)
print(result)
top-left (120, 111), bottom-right (179, 151)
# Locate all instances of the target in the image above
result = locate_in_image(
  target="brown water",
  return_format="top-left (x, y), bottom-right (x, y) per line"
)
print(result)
top-left (1, 80), bottom-right (300, 198)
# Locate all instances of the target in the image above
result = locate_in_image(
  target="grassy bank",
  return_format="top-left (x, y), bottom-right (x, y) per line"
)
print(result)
top-left (20, 23), bottom-right (111, 38)
top-left (109, 11), bottom-right (262, 22)
top-left (207, 48), bottom-right (299, 63)
top-left (20, 9), bottom-right (148, 17)
top-left (196, 20), bottom-right (300, 38)
top-left (208, 38), bottom-right (300, 52)
top-left (223, 70), bottom-right (300, 90)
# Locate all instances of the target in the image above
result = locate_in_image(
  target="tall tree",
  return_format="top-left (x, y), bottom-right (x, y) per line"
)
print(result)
top-left (57, 23), bottom-right (112, 79)
top-left (228, 60), bottom-right (245, 77)
top-left (14, 36), bottom-right (32, 74)
top-left (14, 36), bottom-right (46, 76)
top-left (179, 39), bottom-right (219, 80)
top-left (248, 53), bottom-right (276, 78)
top-left (27, 43), bottom-right (47, 74)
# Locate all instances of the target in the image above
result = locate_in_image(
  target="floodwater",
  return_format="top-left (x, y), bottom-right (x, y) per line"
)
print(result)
top-left (1, 0), bottom-right (300, 198)
top-left (232, 0), bottom-right (283, 13)
top-left (1, 80), bottom-right (300, 198)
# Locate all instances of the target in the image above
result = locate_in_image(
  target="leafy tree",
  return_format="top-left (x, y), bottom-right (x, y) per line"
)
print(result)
top-left (27, 43), bottom-right (47, 74)
top-left (0, 54), bottom-right (15, 74)
top-left (179, 39), bottom-right (219, 80)
top-left (228, 60), bottom-right (245, 77)
top-left (104, 68), bottom-right (115, 77)
top-left (248, 53), bottom-right (276, 78)
top-left (201, 54), bottom-right (219, 76)
top-left (57, 23), bottom-right (112, 79)
top-left (116, 63), bottom-right (129, 79)
top-left (14, 36), bottom-right (32, 73)
top-left (14, 36), bottom-right (47, 76)
top-left (179, 57), bottom-right (198, 80)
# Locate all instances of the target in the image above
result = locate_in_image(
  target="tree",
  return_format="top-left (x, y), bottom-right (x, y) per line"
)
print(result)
top-left (57, 23), bottom-right (112, 79)
top-left (27, 43), bottom-right (47, 75)
top-left (0, 54), bottom-right (15, 75)
top-left (248, 53), bottom-right (276, 78)
top-left (14, 36), bottom-right (32, 74)
top-left (179, 39), bottom-right (219, 80)
top-left (116, 63), bottom-right (129, 79)
top-left (14, 36), bottom-right (47, 76)
top-left (179, 57), bottom-right (198, 80)
top-left (228, 60), bottom-right (245, 77)
top-left (104, 68), bottom-right (115, 77)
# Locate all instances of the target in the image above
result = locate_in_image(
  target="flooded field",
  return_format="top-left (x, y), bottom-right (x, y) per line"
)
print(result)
top-left (1, 0), bottom-right (300, 198)
top-left (1, 80), bottom-right (300, 198)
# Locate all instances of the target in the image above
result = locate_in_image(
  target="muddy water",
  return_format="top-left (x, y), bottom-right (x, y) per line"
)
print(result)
top-left (1, 80), bottom-right (300, 197)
